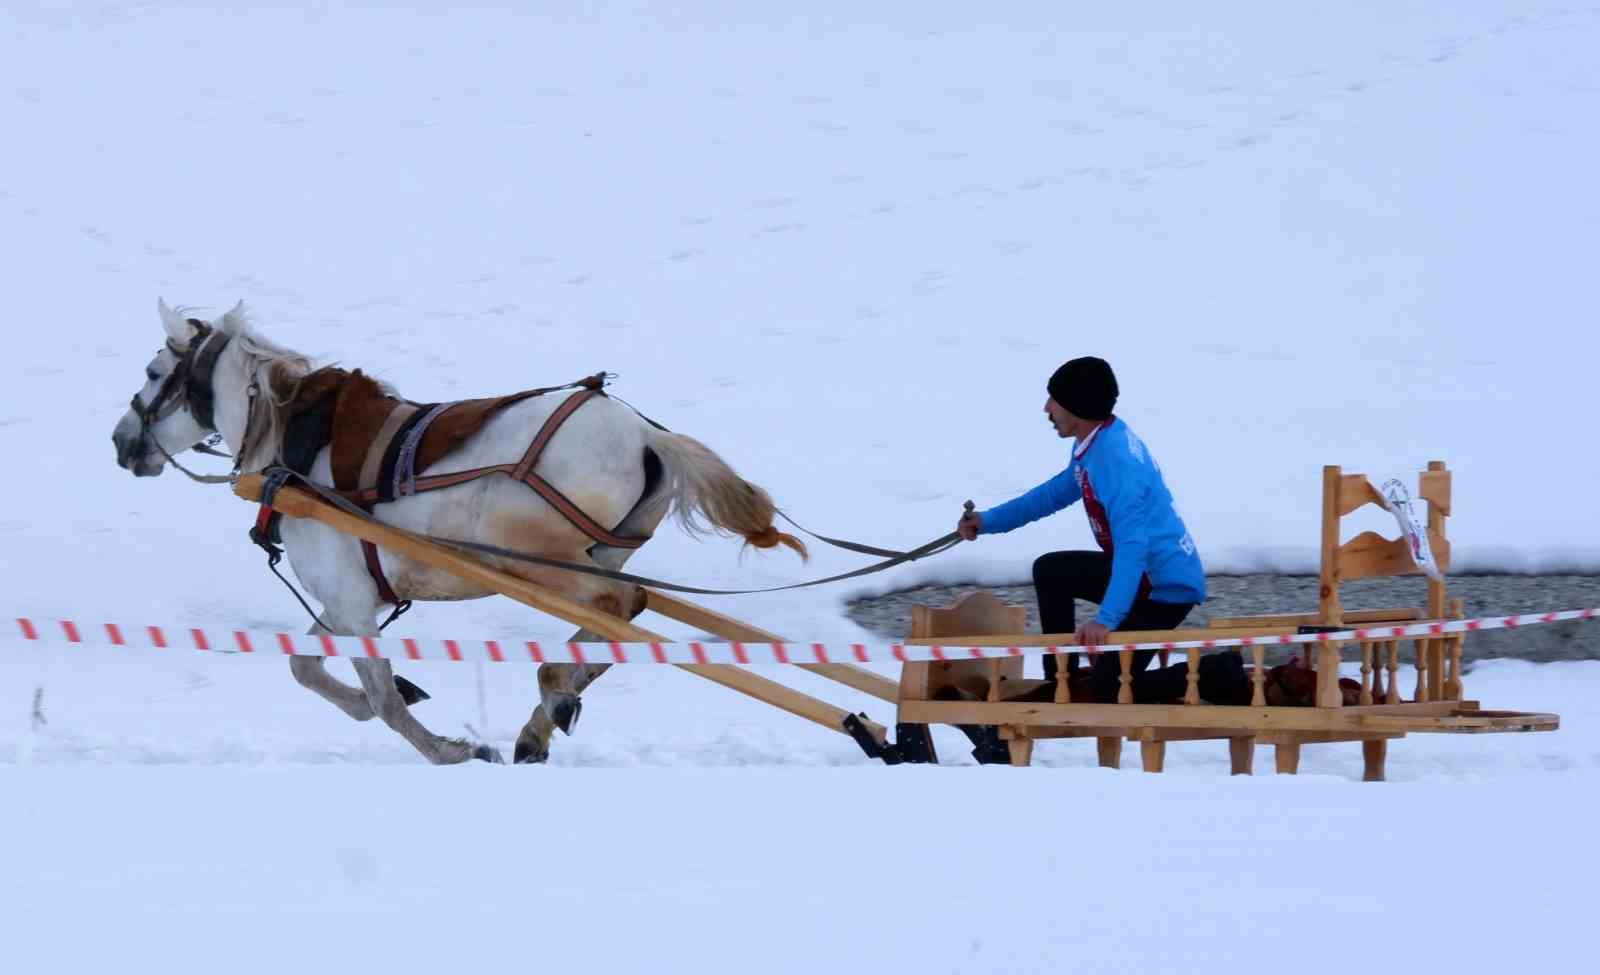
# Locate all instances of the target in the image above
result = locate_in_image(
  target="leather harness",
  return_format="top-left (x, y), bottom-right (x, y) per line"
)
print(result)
top-left (255, 369), bottom-right (646, 608)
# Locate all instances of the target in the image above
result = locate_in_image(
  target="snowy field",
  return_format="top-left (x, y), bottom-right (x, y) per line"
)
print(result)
top-left (3, 2), bottom-right (1598, 972)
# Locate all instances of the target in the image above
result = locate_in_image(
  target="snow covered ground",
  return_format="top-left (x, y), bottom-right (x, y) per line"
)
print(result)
top-left (3, 1), bottom-right (1598, 972)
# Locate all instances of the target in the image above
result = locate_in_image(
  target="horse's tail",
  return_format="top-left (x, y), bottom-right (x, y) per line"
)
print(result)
top-left (643, 427), bottom-right (807, 560)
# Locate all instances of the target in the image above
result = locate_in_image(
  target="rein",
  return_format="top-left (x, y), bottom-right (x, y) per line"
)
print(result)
top-left (255, 465), bottom-right (962, 601)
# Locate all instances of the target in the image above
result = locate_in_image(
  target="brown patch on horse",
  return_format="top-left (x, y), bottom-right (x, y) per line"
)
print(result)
top-left (301, 368), bottom-right (551, 492)
top-left (328, 371), bottom-right (395, 490)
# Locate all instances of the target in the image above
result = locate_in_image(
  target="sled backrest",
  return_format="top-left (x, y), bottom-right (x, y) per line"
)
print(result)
top-left (1318, 460), bottom-right (1453, 625)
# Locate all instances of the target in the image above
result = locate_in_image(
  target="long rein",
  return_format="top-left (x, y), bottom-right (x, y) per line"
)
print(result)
top-left (150, 350), bottom-right (962, 601)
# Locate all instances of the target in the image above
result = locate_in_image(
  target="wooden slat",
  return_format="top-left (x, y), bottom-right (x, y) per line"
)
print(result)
top-left (903, 623), bottom-right (1302, 648)
top-left (1207, 607), bottom-right (1422, 629)
top-left (1339, 531), bottom-right (1414, 581)
top-left (1338, 473), bottom-right (1386, 517)
top-left (1359, 711), bottom-right (1558, 733)
top-left (1257, 731), bottom-right (1403, 745)
top-left (898, 700), bottom-right (1474, 732)
top-left (910, 592), bottom-right (1026, 640)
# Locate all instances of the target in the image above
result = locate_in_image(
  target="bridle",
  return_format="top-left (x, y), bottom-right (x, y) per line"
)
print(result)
top-left (131, 319), bottom-right (260, 485)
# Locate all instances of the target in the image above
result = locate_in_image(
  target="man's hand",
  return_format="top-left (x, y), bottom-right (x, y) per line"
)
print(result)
top-left (1076, 621), bottom-right (1111, 656)
top-left (956, 502), bottom-right (982, 541)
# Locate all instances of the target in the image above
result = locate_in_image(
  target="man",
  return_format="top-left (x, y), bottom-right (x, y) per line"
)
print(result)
top-left (957, 357), bottom-right (1206, 703)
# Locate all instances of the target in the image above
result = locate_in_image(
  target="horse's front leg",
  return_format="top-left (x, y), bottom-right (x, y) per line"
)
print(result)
top-left (290, 616), bottom-right (376, 721)
top-left (515, 662), bottom-right (612, 764)
top-left (310, 605), bottom-right (501, 766)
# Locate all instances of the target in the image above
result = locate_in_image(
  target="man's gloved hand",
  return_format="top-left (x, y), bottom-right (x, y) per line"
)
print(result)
top-left (956, 500), bottom-right (982, 541)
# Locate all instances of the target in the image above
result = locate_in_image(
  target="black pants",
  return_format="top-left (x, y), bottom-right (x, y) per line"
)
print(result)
top-left (1033, 550), bottom-right (1194, 703)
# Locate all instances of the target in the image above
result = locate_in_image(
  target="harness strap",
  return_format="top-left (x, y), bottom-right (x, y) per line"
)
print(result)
top-left (394, 403), bottom-right (453, 499)
top-left (359, 403), bottom-right (419, 493)
top-left (338, 387), bottom-right (648, 551)
top-left (514, 388), bottom-right (597, 481)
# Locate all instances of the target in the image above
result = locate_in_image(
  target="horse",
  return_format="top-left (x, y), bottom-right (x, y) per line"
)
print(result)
top-left (112, 299), bottom-right (805, 765)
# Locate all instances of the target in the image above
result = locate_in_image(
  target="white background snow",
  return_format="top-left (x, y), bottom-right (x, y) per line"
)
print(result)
top-left (2, 2), bottom-right (1597, 973)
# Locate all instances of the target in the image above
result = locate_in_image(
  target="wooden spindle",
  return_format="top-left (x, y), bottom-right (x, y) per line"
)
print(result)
top-left (1445, 597), bottom-right (1465, 701)
top-left (1315, 640), bottom-right (1343, 708)
top-left (1359, 642), bottom-right (1374, 706)
top-left (1118, 649), bottom-right (1134, 704)
top-left (1053, 651), bottom-right (1071, 704)
top-left (1385, 641), bottom-right (1401, 703)
top-left (1251, 645), bottom-right (1266, 707)
top-left (1414, 639), bottom-right (1430, 703)
top-left (1185, 648), bottom-right (1201, 705)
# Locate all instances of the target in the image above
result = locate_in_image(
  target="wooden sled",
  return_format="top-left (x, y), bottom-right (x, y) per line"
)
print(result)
top-left (234, 473), bottom-right (938, 764)
top-left (896, 462), bottom-right (1560, 779)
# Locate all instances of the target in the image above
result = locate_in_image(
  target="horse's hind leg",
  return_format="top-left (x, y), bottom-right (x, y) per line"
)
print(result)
top-left (515, 662), bottom-right (612, 764)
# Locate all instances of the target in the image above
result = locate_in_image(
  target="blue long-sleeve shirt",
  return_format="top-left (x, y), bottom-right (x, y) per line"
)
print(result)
top-left (978, 418), bottom-right (1205, 628)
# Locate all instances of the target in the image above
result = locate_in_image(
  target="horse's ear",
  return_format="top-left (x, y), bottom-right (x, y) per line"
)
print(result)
top-left (157, 297), bottom-right (194, 344)
top-left (219, 299), bottom-right (247, 332)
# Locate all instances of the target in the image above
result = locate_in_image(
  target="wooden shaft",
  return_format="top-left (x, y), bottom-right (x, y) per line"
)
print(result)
top-left (234, 476), bottom-right (667, 642)
top-left (641, 588), bottom-right (899, 703)
top-left (235, 475), bottom-right (886, 743)
top-left (1053, 652), bottom-right (1071, 704)
top-left (1184, 648), bottom-right (1201, 705)
top-left (678, 664), bottom-right (886, 742)
top-left (1386, 641), bottom-right (1402, 703)
top-left (1360, 642), bottom-right (1374, 706)
top-left (1118, 649), bottom-right (1134, 705)
top-left (1251, 646), bottom-right (1266, 707)
top-left (1414, 638), bottom-right (1430, 703)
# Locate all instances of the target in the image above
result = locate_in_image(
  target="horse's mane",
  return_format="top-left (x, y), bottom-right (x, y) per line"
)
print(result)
top-left (212, 309), bottom-right (396, 472)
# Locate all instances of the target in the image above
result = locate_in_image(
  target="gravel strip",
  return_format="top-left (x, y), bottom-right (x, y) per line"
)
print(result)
top-left (845, 575), bottom-right (1600, 664)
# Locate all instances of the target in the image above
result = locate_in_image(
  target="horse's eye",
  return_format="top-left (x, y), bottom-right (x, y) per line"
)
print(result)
top-left (146, 370), bottom-right (160, 381)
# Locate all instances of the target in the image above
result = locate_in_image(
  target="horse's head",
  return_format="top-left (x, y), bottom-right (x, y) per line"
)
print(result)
top-left (112, 298), bottom-right (243, 477)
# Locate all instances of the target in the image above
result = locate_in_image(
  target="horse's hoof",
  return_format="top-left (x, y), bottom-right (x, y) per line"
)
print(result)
top-left (551, 696), bottom-right (582, 736)
top-left (393, 675), bottom-right (431, 706)
top-left (472, 744), bottom-right (505, 764)
top-left (513, 738), bottom-right (549, 765)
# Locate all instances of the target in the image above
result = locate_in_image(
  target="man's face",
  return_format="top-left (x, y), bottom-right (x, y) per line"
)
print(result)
top-left (1044, 397), bottom-right (1082, 438)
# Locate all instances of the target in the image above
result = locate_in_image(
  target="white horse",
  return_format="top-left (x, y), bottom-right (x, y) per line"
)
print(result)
top-left (112, 300), bottom-right (804, 765)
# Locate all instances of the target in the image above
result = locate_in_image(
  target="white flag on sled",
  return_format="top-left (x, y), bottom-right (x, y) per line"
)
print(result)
top-left (1375, 477), bottom-right (1444, 582)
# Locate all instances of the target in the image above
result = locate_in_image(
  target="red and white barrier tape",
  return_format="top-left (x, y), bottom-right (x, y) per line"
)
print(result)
top-left (8, 608), bottom-right (1599, 664)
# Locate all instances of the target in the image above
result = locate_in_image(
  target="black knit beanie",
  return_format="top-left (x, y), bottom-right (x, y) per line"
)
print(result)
top-left (1047, 357), bottom-right (1118, 420)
